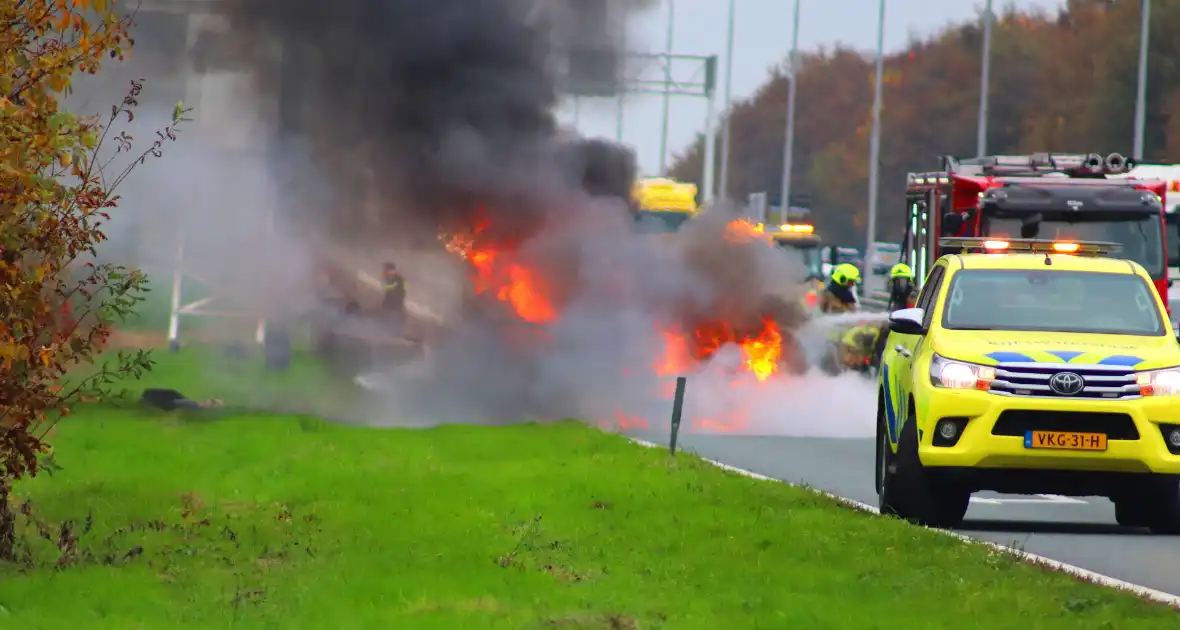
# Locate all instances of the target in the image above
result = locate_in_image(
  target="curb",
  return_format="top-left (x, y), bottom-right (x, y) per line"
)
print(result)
top-left (627, 437), bottom-right (1180, 609)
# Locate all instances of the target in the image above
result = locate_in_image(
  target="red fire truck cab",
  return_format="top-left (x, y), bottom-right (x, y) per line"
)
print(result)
top-left (902, 152), bottom-right (1170, 305)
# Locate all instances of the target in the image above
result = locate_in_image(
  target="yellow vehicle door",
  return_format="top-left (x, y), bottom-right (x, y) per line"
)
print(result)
top-left (879, 263), bottom-right (949, 445)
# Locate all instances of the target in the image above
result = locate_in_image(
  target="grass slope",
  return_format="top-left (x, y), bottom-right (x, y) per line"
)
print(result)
top-left (0, 407), bottom-right (1176, 629)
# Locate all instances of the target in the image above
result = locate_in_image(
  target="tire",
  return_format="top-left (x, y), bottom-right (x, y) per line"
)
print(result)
top-left (1113, 498), bottom-right (1151, 528)
top-left (880, 406), bottom-right (971, 528)
top-left (1116, 476), bottom-right (1180, 534)
top-left (820, 345), bottom-right (843, 377)
top-left (875, 396), bottom-right (893, 499)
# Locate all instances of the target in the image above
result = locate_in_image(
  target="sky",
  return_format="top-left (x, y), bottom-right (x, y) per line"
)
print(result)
top-left (558, 0), bottom-right (1067, 177)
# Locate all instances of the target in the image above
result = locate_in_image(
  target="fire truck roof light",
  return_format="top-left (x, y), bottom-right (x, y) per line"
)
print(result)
top-left (939, 237), bottom-right (1122, 255)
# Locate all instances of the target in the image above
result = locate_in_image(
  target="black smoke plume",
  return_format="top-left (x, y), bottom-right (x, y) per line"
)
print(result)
top-left (217, 0), bottom-right (818, 425)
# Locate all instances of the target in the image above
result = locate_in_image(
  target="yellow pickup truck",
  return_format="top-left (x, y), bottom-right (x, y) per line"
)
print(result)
top-left (877, 237), bottom-right (1180, 532)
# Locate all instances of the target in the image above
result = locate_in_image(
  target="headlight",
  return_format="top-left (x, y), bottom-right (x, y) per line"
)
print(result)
top-left (1136, 368), bottom-right (1180, 396)
top-left (929, 354), bottom-right (996, 390)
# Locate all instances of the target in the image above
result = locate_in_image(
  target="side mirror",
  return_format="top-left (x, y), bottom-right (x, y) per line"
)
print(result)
top-left (889, 307), bottom-right (927, 335)
top-left (941, 212), bottom-right (964, 236)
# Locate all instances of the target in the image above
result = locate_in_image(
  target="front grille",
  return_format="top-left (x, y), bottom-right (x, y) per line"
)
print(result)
top-left (989, 363), bottom-right (1139, 399)
top-left (991, 410), bottom-right (1139, 440)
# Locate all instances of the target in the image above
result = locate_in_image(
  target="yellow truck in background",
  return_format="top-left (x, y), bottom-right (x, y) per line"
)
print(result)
top-left (632, 177), bottom-right (700, 233)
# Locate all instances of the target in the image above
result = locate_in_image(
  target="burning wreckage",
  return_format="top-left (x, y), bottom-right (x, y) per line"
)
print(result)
top-left (325, 138), bottom-right (822, 429)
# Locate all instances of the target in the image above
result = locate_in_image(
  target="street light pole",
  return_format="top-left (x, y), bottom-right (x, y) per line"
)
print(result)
top-left (779, 0), bottom-right (800, 224)
top-left (658, 0), bottom-right (675, 173)
top-left (701, 55), bottom-right (719, 204)
top-left (1133, 0), bottom-right (1150, 160)
top-left (616, 92), bottom-right (624, 142)
top-left (718, 0), bottom-right (737, 201)
top-left (865, 0), bottom-right (886, 261)
top-left (976, 0), bottom-right (992, 157)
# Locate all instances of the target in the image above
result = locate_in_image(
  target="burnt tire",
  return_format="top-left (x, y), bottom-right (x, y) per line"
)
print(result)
top-left (880, 406), bottom-right (970, 529)
top-left (819, 346), bottom-right (843, 377)
top-left (781, 333), bottom-right (809, 376)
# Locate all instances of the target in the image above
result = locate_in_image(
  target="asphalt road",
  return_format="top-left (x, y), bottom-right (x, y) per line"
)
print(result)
top-left (628, 430), bottom-right (1180, 595)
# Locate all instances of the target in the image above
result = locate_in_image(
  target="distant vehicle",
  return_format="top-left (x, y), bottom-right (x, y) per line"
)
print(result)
top-left (631, 177), bottom-right (699, 234)
top-left (820, 245), bottom-right (862, 279)
top-left (867, 242), bottom-right (901, 276)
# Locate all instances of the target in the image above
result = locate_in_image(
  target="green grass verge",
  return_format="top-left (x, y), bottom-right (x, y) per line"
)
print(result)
top-left (4, 351), bottom-right (1178, 627)
top-left (0, 409), bottom-right (1176, 628)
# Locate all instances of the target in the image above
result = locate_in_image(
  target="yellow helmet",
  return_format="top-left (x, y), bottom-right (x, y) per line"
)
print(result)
top-left (889, 263), bottom-right (914, 280)
top-left (832, 263), bottom-right (861, 286)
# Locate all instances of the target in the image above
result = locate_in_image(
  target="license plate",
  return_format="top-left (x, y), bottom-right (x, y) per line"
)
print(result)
top-left (1024, 431), bottom-right (1107, 451)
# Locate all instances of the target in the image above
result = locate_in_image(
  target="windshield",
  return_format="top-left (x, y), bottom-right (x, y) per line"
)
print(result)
top-left (983, 212), bottom-right (1164, 278)
top-left (634, 210), bottom-right (694, 234)
top-left (942, 269), bottom-right (1165, 336)
top-left (776, 241), bottom-right (822, 278)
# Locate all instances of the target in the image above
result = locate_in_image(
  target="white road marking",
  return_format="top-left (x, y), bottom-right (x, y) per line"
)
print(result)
top-left (970, 494), bottom-right (1088, 505)
top-left (626, 436), bottom-right (1180, 609)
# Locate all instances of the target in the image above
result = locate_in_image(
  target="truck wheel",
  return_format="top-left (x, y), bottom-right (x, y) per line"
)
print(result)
top-left (876, 395), bottom-right (895, 500)
top-left (883, 407), bottom-right (970, 529)
top-left (1113, 476), bottom-right (1180, 533)
top-left (1113, 492), bottom-right (1152, 528)
top-left (1148, 477), bottom-right (1180, 535)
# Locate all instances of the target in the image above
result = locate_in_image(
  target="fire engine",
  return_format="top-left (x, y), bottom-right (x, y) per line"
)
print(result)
top-left (902, 153), bottom-right (1170, 305)
top-left (1115, 163), bottom-right (1180, 284)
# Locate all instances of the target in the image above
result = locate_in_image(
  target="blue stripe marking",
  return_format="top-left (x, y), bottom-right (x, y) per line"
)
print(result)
top-left (985, 351), bottom-right (1036, 363)
top-left (882, 364), bottom-right (897, 444)
top-left (1023, 432), bottom-right (1033, 448)
top-left (1047, 350), bottom-right (1084, 363)
top-left (1097, 355), bottom-right (1144, 367)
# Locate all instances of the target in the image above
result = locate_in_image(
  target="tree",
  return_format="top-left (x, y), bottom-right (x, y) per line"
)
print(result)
top-left (670, 1), bottom-right (1180, 246)
top-left (0, 0), bottom-right (188, 486)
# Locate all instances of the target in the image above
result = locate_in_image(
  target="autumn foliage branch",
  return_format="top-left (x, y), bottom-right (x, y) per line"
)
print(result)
top-left (0, 0), bottom-right (190, 483)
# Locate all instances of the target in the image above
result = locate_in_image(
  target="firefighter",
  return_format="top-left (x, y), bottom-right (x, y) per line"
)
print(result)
top-left (869, 263), bottom-right (919, 370)
top-left (886, 263), bottom-right (917, 310)
top-left (819, 263), bottom-right (861, 313)
top-left (381, 262), bottom-right (407, 332)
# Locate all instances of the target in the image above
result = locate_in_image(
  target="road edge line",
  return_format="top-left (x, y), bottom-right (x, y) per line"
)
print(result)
top-left (627, 437), bottom-right (1180, 609)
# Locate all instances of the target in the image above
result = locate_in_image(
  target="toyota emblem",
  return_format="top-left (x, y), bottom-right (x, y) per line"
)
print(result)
top-left (1049, 372), bottom-right (1085, 396)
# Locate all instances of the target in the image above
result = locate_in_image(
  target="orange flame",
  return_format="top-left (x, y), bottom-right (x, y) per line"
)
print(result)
top-left (739, 319), bottom-right (782, 382)
top-left (724, 219), bottom-right (768, 244)
top-left (446, 225), bottom-right (557, 324)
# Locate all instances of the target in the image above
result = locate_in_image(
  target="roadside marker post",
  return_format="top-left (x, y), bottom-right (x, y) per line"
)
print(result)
top-left (669, 376), bottom-right (687, 455)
